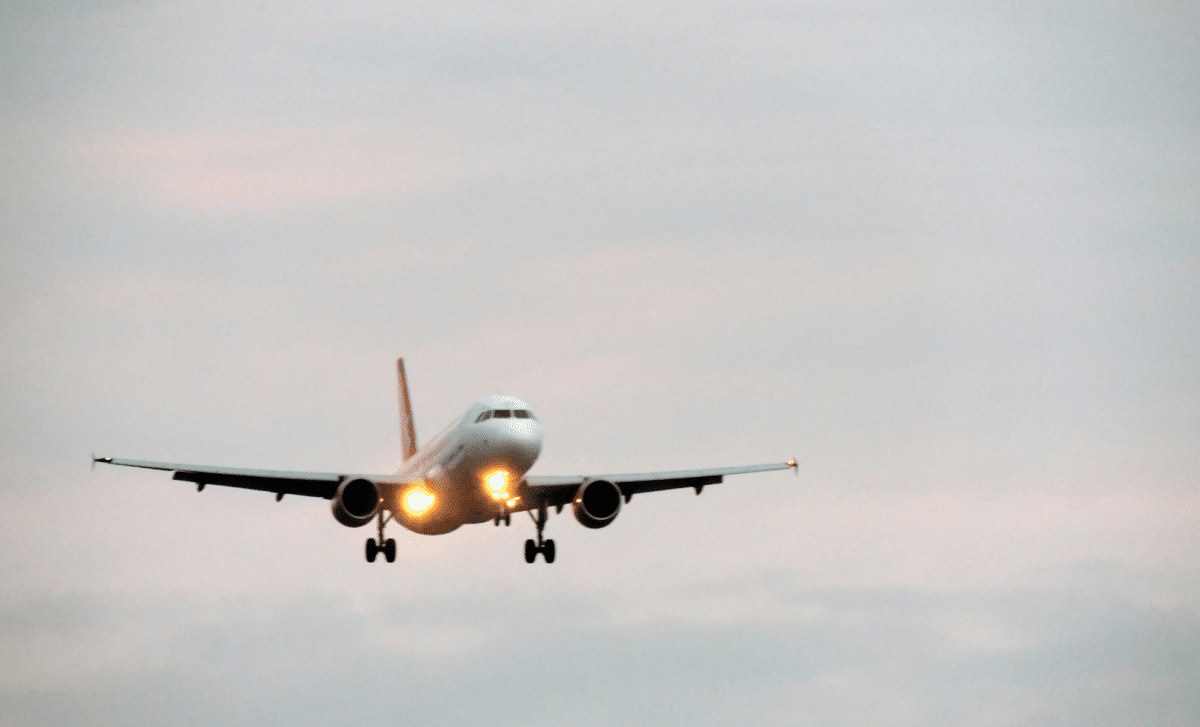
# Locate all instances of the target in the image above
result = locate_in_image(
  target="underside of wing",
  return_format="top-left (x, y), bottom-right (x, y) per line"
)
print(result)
top-left (95, 457), bottom-right (348, 499)
top-left (522, 461), bottom-right (795, 509)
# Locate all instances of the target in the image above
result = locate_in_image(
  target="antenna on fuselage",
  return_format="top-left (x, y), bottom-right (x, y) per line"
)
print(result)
top-left (397, 358), bottom-right (418, 461)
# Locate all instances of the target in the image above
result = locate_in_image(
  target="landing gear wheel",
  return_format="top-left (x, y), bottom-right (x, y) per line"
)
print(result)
top-left (523, 504), bottom-right (557, 563)
top-left (365, 538), bottom-right (379, 563)
top-left (384, 538), bottom-right (396, 563)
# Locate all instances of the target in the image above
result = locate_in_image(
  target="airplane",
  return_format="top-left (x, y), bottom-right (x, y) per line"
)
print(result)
top-left (95, 359), bottom-right (796, 563)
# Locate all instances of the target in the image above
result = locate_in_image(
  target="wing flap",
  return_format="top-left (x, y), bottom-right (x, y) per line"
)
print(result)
top-left (618, 474), bottom-right (723, 496)
top-left (170, 470), bottom-right (340, 499)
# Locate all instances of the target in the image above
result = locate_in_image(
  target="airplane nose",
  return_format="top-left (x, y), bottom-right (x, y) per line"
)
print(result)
top-left (501, 419), bottom-right (542, 463)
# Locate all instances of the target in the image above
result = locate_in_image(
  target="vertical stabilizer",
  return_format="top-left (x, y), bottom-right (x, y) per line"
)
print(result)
top-left (396, 358), bottom-right (418, 461)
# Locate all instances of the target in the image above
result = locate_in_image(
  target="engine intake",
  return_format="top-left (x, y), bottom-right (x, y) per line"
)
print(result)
top-left (573, 479), bottom-right (622, 529)
top-left (331, 478), bottom-right (381, 527)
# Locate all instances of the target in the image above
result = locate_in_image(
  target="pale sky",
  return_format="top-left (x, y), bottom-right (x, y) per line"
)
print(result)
top-left (2, 1), bottom-right (1198, 725)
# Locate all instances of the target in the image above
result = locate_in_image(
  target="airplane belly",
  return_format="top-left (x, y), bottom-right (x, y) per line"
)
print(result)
top-left (396, 516), bottom-right (461, 536)
top-left (444, 457), bottom-right (527, 525)
top-left (458, 486), bottom-right (511, 524)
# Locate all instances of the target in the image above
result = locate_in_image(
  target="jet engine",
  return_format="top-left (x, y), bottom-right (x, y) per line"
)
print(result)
top-left (572, 479), bottom-right (623, 529)
top-left (331, 478), bottom-right (381, 527)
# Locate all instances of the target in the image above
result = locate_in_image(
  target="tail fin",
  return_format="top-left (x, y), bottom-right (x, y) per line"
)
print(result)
top-left (396, 358), bottom-right (418, 461)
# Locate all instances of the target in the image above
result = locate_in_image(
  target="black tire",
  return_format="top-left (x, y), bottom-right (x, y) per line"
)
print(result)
top-left (384, 538), bottom-right (396, 563)
top-left (524, 539), bottom-right (537, 563)
top-left (543, 539), bottom-right (556, 564)
top-left (365, 538), bottom-right (378, 563)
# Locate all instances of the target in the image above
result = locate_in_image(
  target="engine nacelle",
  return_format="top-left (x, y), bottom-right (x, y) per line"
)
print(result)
top-left (572, 479), bottom-right (622, 529)
top-left (331, 478), bottom-right (381, 528)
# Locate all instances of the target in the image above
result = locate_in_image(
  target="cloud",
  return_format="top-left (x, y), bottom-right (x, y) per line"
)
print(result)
top-left (1, 0), bottom-right (1197, 724)
top-left (68, 124), bottom-right (458, 214)
top-left (5, 568), bottom-right (1197, 726)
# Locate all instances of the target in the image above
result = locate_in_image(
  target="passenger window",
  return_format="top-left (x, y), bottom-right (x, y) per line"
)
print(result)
top-left (476, 411), bottom-right (491, 423)
top-left (514, 410), bottom-right (530, 418)
top-left (493, 409), bottom-right (512, 418)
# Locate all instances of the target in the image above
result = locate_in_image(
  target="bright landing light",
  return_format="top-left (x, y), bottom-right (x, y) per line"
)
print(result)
top-left (487, 470), bottom-right (510, 499)
top-left (404, 488), bottom-right (436, 515)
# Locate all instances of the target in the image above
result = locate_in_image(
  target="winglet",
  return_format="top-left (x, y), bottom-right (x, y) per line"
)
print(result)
top-left (397, 358), bottom-right (418, 461)
top-left (91, 453), bottom-right (113, 472)
top-left (787, 457), bottom-right (798, 476)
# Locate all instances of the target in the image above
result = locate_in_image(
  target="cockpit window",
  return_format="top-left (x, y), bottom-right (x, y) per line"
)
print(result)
top-left (480, 408), bottom-right (534, 421)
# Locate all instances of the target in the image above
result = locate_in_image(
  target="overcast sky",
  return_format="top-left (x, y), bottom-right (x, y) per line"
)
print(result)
top-left (2, 0), bottom-right (1198, 724)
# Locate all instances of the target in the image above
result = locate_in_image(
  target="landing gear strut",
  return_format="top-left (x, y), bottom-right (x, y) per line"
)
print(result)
top-left (524, 504), bottom-right (555, 564)
top-left (366, 510), bottom-right (396, 563)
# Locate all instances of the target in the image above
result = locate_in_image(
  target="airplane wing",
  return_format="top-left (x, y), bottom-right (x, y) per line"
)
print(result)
top-left (93, 456), bottom-right (352, 499)
top-left (522, 460), bottom-right (796, 510)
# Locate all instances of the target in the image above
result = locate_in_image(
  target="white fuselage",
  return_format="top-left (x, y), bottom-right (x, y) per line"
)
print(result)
top-left (388, 395), bottom-right (543, 535)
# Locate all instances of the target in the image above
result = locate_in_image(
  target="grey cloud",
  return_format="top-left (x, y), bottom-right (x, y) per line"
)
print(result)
top-left (2, 0), bottom-right (1197, 723)
top-left (5, 568), bottom-right (1197, 725)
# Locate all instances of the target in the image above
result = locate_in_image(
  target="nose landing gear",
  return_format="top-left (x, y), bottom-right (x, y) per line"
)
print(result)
top-left (366, 510), bottom-right (396, 563)
top-left (524, 504), bottom-right (555, 563)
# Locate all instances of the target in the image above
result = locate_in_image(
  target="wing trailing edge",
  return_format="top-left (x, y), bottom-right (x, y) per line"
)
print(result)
top-left (522, 461), bottom-right (794, 509)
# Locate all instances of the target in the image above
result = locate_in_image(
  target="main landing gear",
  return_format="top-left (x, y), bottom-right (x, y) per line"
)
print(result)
top-left (524, 504), bottom-right (555, 564)
top-left (366, 510), bottom-right (396, 563)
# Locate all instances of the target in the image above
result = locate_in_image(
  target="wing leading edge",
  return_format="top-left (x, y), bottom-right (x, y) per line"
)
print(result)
top-left (94, 457), bottom-right (354, 499)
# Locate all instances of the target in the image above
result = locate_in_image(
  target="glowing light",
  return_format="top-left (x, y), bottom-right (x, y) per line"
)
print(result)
top-left (506, 498), bottom-right (518, 508)
top-left (485, 470), bottom-right (513, 500)
top-left (487, 471), bottom-right (509, 492)
top-left (404, 487), bottom-right (436, 515)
